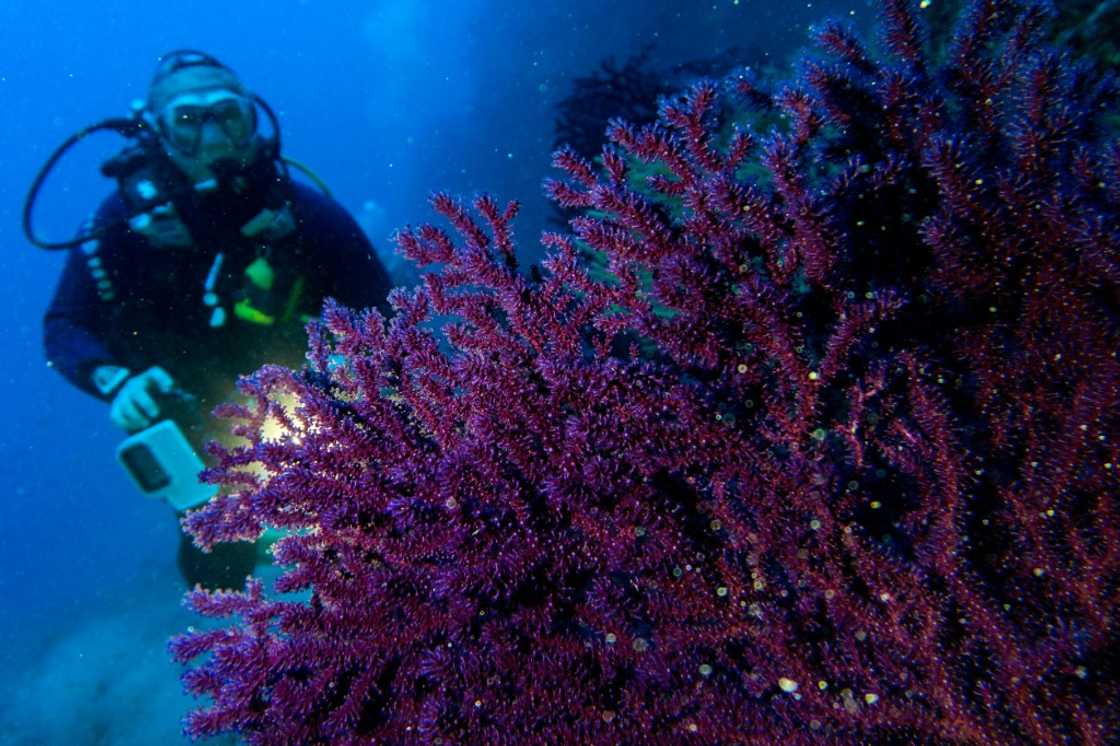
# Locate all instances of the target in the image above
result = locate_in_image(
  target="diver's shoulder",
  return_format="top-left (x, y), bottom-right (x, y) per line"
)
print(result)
top-left (287, 180), bottom-right (352, 221)
top-left (93, 191), bottom-right (131, 224)
top-left (78, 191), bottom-right (137, 258)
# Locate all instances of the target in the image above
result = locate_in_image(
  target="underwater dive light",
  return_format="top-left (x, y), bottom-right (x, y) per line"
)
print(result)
top-left (116, 419), bottom-right (217, 512)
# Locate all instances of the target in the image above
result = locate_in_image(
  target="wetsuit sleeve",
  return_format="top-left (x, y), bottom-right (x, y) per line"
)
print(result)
top-left (42, 199), bottom-right (128, 400)
top-left (295, 186), bottom-right (395, 316)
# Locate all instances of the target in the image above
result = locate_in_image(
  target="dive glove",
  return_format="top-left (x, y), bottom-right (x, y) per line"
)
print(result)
top-left (104, 365), bottom-right (177, 433)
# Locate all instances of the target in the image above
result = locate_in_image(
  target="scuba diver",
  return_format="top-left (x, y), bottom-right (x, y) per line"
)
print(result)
top-left (31, 50), bottom-right (393, 590)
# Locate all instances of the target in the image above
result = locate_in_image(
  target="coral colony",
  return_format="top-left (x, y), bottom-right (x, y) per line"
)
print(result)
top-left (171, 1), bottom-right (1119, 743)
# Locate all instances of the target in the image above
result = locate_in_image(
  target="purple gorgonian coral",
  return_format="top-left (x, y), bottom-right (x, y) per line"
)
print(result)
top-left (172, 1), bottom-right (1119, 743)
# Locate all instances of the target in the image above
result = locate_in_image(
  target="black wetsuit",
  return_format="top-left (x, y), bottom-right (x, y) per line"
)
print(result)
top-left (45, 176), bottom-right (392, 409)
top-left (42, 167), bottom-right (393, 588)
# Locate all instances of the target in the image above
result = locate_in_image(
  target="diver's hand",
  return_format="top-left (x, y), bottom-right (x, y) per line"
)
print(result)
top-left (109, 366), bottom-right (177, 432)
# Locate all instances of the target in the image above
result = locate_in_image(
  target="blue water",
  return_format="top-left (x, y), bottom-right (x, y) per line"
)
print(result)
top-left (0, 1), bottom-right (869, 741)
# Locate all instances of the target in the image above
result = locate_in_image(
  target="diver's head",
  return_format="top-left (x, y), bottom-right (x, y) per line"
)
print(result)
top-left (147, 50), bottom-right (259, 181)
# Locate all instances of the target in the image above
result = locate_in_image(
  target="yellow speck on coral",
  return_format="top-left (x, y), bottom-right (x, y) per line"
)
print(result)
top-left (865, 693), bottom-right (879, 705)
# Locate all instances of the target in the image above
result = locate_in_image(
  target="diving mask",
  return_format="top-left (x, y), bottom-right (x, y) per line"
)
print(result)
top-left (160, 92), bottom-right (256, 157)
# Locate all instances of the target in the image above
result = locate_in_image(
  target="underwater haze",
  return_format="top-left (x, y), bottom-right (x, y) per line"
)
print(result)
top-left (0, 0), bottom-right (867, 742)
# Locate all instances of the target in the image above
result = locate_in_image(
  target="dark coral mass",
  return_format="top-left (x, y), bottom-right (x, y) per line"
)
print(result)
top-left (171, 1), bottom-right (1119, 743)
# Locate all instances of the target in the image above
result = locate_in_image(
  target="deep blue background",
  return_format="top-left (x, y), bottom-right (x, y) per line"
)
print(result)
top-left (0, 0), bottom-right (870, 701)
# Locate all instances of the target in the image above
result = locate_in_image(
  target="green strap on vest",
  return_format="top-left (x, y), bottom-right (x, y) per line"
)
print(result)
top-left (234, 256), bottom-right (276, 324)
top-left (233, 256), bottom-right (305, 326)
